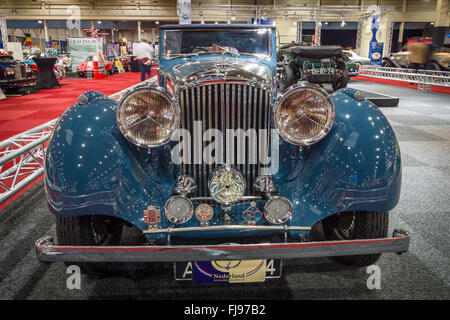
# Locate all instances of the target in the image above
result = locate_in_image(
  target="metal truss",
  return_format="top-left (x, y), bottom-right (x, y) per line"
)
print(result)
top-left (358, 65), bottom-right (450, 91)
top-left (0, 120), bottom-right (57, 204)
top-left (0, 77), bottom-right (157, 205)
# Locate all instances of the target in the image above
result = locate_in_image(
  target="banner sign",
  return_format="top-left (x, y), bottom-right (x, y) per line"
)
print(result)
top-left (68, 37), bottom-right (103, 72)
top-left (369, 15), bottom-right (383, 65)
top-left (177, 0), bottom-right (191, 24)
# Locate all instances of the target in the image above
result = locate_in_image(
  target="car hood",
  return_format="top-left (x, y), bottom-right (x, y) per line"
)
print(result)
top-left (162, 56), bottom-right (276, 88)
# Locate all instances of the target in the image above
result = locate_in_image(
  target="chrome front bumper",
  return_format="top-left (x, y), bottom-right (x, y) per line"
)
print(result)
top-left (35, 229), bottom-right (410, 263)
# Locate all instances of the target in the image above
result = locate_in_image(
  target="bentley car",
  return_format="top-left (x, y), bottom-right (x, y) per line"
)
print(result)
top-left (36, 24), bottom-right (410, 283)
top-left (277, 44), bottom-right (350, 91)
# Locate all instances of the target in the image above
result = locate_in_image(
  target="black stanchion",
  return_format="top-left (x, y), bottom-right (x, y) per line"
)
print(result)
top-left (33, 57), bottom-right (61, 90)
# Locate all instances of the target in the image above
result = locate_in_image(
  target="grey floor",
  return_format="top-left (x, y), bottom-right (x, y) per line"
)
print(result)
top-left (0, 80), bottom-right (449, 300)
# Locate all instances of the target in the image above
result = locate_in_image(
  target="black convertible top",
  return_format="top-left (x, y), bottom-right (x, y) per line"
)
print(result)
top-left (287, 45), bottom-right (343, 59)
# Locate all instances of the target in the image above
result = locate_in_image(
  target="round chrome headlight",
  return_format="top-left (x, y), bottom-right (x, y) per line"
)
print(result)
top-left (264, 196), bottom-right (293, 224)
top-left (208, 165), bottom-right (246, 205)
top-left (274, 84), bottom-right (335, 146)
top-left (117, 87), bottom-right (180, 147)
top-left (164, 196), bottom-right (193, 224)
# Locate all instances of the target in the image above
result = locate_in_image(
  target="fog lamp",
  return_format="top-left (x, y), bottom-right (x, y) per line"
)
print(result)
top-left (164, 196), bottom-right (193, 224)
top-left (208, 165), bottom-right (246, 205)
top-left (264, 196), bottom-right (293, 224)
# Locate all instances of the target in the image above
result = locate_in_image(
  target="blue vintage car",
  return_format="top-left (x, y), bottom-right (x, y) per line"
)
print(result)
top-left (36, 24), bottom-right (409, 281)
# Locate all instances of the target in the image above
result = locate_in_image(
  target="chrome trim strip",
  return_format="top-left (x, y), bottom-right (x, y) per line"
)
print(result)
top-left (35, 231), bottom-right (410, 263)
top-left (143, 225), bottom-right (311, 234)
top-left (189, 195), bottom-right (262, 202)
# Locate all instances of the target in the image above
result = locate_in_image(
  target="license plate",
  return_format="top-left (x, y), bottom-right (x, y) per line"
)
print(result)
top-left (175, 259), bottom-right (282, 283)
top-left (311, 68), bottom-right (335, 75)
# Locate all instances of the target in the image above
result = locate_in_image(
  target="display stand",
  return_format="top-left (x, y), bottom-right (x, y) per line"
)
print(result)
top-left (33, 57), bottom-right (61, 90)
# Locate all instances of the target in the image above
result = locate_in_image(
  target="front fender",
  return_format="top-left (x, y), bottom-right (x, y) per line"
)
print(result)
top-left (44, 91), bottom-right (176, 240)
top-left (274, 87), bottom-right (401, 228)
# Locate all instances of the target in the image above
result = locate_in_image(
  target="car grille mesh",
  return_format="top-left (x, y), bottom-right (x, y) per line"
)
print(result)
top-left (177, 82), bottom-right (271, 197)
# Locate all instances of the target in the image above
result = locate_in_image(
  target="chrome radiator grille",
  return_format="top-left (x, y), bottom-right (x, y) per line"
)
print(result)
top-left (177, 82), bottom-right (271, 197)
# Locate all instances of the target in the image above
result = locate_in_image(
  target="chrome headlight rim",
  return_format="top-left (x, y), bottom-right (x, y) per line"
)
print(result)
top-left (116, 85), bottom-right (180, 148)
top-left (263, 196), bottom-right (293, 224)
top-left (208, 164), bottom-right (246, 206)
top-left (273, 83), bottom-right (335, 146)
top-left (164, 195), bottom-right (194, 224)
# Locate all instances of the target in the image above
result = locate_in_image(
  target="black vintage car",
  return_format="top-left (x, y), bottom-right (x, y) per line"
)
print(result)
top-left (0, 55), bottom-right (36, 92)
top-left (277, 45), bottom-right (349, 91)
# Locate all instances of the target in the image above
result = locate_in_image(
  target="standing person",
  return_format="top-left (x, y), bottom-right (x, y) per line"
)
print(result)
top-left (133, 38), bottom-right (154, 82)
top-left (407, 42), bottom-right (430, 71)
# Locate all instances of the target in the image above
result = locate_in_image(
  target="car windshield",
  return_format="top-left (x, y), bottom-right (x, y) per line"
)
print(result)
top-left (162, 28), bottom-right (271, 58)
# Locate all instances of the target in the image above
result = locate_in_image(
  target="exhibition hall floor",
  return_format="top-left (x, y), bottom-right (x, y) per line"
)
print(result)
top-left (0, 80), bottom-right (449, 299)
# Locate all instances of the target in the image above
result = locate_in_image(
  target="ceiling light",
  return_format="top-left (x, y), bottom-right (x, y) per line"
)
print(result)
top-left (38, 20), bottom-right (42, 24)
top-left (231, 11), bottom-right (236, 21)
top-left (155, 21), bottom-right (159, 25)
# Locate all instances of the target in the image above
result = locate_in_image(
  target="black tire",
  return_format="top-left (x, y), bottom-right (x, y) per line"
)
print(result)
top-left (277, 64), bottom-right (294, 91)
top-left (425, 62), bottom-right (441, 71)
top-left (381, 60), bottom-right (394, 67)
top-left (56, 215), bottom-right (122, 274)
top-left (332, 61), bottom-right (349, 91)
top-left (77, 72), bottom-right (84, 77)
top-left (321, 211), bottom-right (389, 267)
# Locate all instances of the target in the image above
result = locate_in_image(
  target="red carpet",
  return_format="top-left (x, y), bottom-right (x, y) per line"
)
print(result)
top-left (0, 72), bottom-right (145, 141)
top-left (353, 75), bottom-right (450, 94)
top-left (0, 72), bottom-right (148, 211)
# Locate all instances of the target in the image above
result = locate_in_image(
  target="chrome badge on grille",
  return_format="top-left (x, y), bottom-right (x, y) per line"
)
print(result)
top-left (242, 201), bottom-right (262, 225)
top-left (195, 204), bottom-right (214, 227)
top-left (208, 165), bottom-right (246, 205)
top-left (143, 206), bottom-right (161, 230)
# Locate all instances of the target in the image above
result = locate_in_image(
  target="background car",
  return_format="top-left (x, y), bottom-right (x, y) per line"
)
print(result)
top-left (341, 54), bottom-right (360, 77)
top-left (342, 50), bottom-right (371, 65)
top-left (76, 54), bottom-right (114, 77)
top-left (382, 50), bottom-right (450, 71)
top-left (0, 55), bottom-right (36, 92)
top-left (22, 54), bottom-right (63, 81)
top-left (277, 44), bottom-right (349, 91)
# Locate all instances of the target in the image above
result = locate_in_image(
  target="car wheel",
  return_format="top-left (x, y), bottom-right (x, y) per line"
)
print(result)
top-left (425, 62), bottom-right (441, 71)
top-left (277, 64), bottom-right (294, 91)
top-left (320, 211), bottom-right (389, 267)
top-left (77, 72), bottom-right (84, 77)
top-left (381, 60), bottom-right (394, 68)
top-left (56, 215), bottom-right (123, 275)
top-left (332, 61), bottom-right (349, 91)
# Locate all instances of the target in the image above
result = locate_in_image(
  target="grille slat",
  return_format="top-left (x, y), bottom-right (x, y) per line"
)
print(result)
top-left (179, 82), bottom-right (270, 197)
